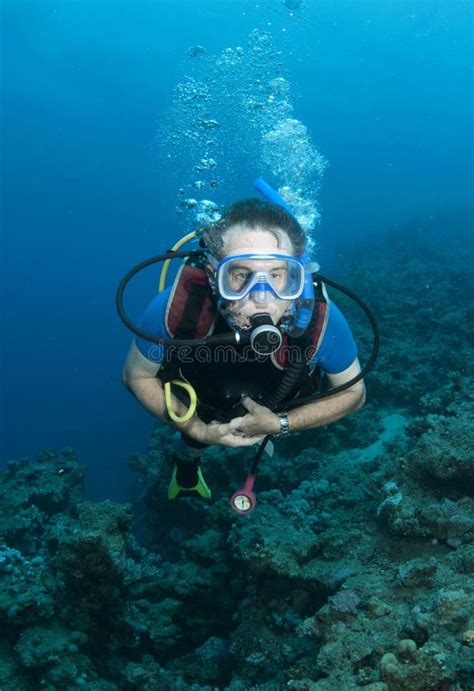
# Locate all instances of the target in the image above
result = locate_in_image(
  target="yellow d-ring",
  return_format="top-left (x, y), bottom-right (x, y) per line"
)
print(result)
top-left (164, 380), bottom-right (197, 423)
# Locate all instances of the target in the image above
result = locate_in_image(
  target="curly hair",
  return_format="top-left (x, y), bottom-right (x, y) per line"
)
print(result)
top-left (201, 198), bottom-right (306, 259)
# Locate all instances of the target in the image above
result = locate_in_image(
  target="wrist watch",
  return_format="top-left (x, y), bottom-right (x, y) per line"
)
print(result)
top-left (277, 412), bottom-right (290, 437)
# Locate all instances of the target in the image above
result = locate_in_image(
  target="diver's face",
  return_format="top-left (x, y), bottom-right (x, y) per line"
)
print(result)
top-left (219, 226), bottom-right (294, 328)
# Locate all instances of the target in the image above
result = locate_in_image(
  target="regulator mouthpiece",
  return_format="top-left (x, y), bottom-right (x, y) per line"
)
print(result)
top-left (249, 314), bottom-right (282, 355)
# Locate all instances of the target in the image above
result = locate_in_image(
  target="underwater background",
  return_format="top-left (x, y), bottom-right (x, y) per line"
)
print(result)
top-left (1, 1), bottom-right (473, 689)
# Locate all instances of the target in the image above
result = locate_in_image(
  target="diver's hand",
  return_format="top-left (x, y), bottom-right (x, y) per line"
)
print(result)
top-left (178, 415), bottom-right (264, 448)
top-left (205, 420), bottom-right (266, 448)
top-left (228, 396), bottom-right (281, 437)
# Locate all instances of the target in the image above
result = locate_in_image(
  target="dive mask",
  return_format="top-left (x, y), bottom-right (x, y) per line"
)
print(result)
top-left (216, 253), bottom-right (305, 302)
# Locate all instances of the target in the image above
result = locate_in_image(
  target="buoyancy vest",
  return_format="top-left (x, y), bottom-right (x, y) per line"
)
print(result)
top-left (160, 253), bottom-right (330, 422)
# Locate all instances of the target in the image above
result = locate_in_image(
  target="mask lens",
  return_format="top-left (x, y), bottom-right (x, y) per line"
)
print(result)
top-left (218, 254), bottom-right (304, 300)
top-left (227, 265), bottom-right (252, 293)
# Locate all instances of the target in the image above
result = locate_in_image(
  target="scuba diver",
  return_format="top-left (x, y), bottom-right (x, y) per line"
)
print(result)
top-left (120, 182), bottom-right (375, 506)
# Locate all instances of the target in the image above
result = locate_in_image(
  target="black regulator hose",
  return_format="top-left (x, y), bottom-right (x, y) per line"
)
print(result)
top-left (116, 250), bottom-right (210, 347)
top-left (262, 285), bottom-right (321, 411)
top-left (282, 273), bottom-right (379, 411)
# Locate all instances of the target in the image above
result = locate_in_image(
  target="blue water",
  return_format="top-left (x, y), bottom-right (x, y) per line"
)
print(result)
top-left (1, 0), bottom-right (472, 500)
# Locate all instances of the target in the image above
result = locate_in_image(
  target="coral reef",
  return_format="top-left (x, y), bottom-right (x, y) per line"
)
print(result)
top-left (0, 213), bottom-right (473, 689)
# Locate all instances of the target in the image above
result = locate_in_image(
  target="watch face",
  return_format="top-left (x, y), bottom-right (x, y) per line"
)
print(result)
top-left (233, 494), bottom-right (252, 512)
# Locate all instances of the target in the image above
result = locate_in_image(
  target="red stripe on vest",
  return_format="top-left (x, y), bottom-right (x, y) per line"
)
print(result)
top-left (165, 265), bottom-right (215, 338)
top-left (273, 298), bottom-right (328, 368)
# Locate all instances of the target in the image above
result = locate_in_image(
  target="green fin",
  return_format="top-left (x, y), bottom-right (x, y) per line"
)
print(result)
top-left (168, 464), bottom-right (212, 500)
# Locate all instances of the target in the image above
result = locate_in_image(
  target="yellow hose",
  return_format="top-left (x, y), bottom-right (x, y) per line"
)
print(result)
top-left (158, 230), bottom-right (197, 293)
top-left (160, 230), bottom-right (199, 423)
top-left (164, 380), bottom-right (197, 423)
